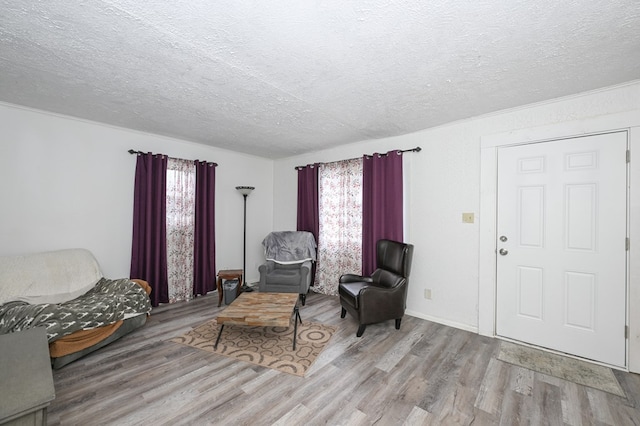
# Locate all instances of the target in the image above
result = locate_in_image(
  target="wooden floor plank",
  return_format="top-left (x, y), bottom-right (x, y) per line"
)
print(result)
top-left (46, 291), bottom-right (640, 425)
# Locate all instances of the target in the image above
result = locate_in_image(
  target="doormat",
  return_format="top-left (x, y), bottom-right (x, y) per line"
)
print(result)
top-left (170, 320), bottom-right (336, 377)
top-left (498, 341), bottom-right (625, 397)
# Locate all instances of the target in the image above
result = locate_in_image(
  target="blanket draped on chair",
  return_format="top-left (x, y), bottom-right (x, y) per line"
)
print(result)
top-left (262, 231), bottom-right (317, 264)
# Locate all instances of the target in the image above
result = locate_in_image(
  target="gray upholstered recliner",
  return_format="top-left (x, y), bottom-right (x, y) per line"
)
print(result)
top-left (258, 231), bottom-right (317, 305)
top-left (339, 239), bottom-right (414, 337)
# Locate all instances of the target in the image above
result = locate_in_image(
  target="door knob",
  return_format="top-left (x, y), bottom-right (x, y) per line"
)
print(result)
top-left (499, 248), bottom-right (508, 256)
top-left (500, 235), bottom-right (508, 242)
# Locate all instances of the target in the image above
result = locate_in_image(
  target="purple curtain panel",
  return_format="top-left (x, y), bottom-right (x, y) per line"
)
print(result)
top-left (193, 161), bottom-right (217, 297)
top-left (362, 151), bottom-right (403, 276)
top-left (130, 153), bottom-right (169, 307)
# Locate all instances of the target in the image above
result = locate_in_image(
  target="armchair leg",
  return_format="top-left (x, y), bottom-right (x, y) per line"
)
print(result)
top-left (340, 307), bottom-right (346, 318)
top-left (395, 318), bottom-right (402, 330)
top-left (356, 325), bottom-right (366, 337)
top-left (300, 293), bottom-right (306, 306)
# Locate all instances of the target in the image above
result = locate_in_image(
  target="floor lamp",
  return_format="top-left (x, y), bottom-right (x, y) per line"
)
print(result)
top-left (236, 186), bottom-right (255, 292)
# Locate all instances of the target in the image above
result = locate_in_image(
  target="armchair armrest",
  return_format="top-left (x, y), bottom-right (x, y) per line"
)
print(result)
top-left (258, 261), bottom-right (275, 288)
top-left (259, 260), bottom-right (277, 273)
top-left (358, 279), bottom-right (407, 324)
top-left (300, 260), bottom-right (312, 289)
top-left (339, 274), bottom-right (373, 284)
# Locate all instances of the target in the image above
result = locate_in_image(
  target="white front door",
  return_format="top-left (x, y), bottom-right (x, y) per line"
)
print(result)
top-left (496, 131), bottom-right (628, 367)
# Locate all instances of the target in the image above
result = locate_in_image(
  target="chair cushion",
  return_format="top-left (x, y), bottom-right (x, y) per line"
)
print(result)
top-left (265, 269), bottom-right (303, 286)
top-left (338, 281), bottom-right (369, 310)
top-left (273, 262), bottom-right (304, 270)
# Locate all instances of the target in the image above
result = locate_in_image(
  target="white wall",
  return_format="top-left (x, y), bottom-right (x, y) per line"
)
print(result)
top-left (1, 81), bottom-right (639, 367)
top-left (273, 81), bottom-right (640, 336)
top-left (0, 103), bottom-right (273, 284)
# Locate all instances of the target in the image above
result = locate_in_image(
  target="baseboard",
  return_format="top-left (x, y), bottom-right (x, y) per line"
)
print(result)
top-left (405, 309), bottom-right (479, 334)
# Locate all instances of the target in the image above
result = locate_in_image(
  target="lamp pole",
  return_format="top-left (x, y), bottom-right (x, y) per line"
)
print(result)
top-left (236, 186), bottom-right (254, 291)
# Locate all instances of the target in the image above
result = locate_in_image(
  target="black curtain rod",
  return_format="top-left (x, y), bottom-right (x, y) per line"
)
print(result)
top-left (295, 146), bottom-right (421, 170)
top-left (128, 149), bottom-right (218, 166)
top-left (365, 146), bottom-right (422, 157)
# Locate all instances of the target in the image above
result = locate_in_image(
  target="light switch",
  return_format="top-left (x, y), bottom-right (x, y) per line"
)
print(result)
top-left (462, 212), bottom-right (474, 223)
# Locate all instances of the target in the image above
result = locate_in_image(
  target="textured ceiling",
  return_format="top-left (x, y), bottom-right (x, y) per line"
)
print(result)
top-left (1, 1), bottom-right (639, 159)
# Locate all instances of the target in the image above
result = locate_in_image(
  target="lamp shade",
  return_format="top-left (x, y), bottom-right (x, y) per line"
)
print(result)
top-left (236, 186), bottom-right (255, 196)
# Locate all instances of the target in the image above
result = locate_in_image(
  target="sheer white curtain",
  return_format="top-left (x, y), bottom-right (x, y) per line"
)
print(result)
top-left (166, 158), bottom-right (196, 303)
top-left (313, 158), bottom-right (363, 296)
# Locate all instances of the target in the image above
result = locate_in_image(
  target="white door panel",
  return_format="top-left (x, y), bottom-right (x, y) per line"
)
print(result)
top-left (496, 132), bottom-right (627, 367)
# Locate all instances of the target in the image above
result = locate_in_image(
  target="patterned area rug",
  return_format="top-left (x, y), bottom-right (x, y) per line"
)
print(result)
top-left (171, 320), bottom-right (336, 377)
top-left (498, 341), bottom-right (625, 397)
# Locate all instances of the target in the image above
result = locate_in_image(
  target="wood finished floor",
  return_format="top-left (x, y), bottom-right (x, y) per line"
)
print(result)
top-left (48, 292), bottom-right (640, 425)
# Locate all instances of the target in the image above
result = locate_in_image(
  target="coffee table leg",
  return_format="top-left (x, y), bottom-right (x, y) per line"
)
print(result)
top-left (292, 306), bottom-right (302, 350)
top-left (214, 324), bottom-right (225, 350)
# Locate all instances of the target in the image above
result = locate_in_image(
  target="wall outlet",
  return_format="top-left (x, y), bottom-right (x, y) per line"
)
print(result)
top-left (462, 212), bottom-right (475, 223)
top-left (424, 288), bottom-right (432, 300)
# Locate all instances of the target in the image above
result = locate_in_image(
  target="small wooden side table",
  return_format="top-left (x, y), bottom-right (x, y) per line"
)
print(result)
top-left (216, 269), bottom-right (243, 307)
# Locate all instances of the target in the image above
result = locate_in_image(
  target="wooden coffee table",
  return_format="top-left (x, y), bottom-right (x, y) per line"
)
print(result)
top-left (214, 292), bottom-right (302, 350)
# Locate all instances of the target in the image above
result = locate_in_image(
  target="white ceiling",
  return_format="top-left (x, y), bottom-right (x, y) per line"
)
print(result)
top-left (1, 1), bottom-right (639, 159)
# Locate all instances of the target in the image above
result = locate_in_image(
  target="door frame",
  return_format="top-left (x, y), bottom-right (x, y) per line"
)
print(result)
top-left (479, 110), bottom-right (640, 371)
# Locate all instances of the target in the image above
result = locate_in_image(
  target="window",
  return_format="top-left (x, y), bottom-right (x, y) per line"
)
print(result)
top-left (166, 158), bottom-right (196, 303)
top-left (314, 158), bottom-right (363, 295)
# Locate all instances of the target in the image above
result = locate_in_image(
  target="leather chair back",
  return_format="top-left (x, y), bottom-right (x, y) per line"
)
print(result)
top-left (375, 239), bottom-right (414, 279)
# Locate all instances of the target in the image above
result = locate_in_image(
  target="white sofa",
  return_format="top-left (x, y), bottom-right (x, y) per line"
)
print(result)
top-left (0, 248), bottom-right (152, 368)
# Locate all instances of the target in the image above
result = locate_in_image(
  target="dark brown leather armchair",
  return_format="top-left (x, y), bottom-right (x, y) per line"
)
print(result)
top-left (338, 239), bottom-right (414, 337)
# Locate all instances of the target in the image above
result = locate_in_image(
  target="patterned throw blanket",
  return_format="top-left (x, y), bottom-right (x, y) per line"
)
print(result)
top-left (0, 278), bottom-right (152, 342)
